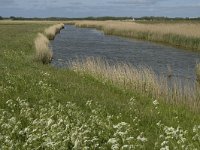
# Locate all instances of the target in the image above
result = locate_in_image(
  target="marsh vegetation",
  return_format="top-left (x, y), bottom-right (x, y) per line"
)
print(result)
top-left (67, 21), bottom-right (200, 51)
top-left (44, 23), bottom-right (65, 40)
top-left (34, 33), bottom-right (53, 64)
top-left (70, 57), bottom-right (200, 110)
top-left (34, 23), bottom-right (64, 64)
top-left (0, 21), bottom-right (199, 149)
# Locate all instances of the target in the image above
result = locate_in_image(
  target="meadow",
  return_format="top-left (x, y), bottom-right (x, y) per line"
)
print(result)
top-left (0, 21), bottom-right (200, 149)
top-left (67, 20), bottom-right (200, 51)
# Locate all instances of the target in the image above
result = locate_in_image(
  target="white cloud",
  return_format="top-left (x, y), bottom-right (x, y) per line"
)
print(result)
top-left (0, 0), bottom-right (199, 17)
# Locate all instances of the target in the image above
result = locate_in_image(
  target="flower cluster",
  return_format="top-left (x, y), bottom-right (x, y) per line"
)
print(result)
top-left (0, 97), bottom-right (199, 149)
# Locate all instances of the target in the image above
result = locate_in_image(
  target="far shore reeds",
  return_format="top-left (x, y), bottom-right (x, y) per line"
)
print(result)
top-left (69, 21), bottom-right (200, 51)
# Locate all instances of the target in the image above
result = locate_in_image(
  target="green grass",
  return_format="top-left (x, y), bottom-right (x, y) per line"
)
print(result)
top-left (0, 21), bottom-right (200, 149)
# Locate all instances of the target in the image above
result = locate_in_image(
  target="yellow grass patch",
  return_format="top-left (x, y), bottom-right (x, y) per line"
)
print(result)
top-left (44, 23), bottom-right (65, 40)
top-left (34, 33), bottom-right (53, 64)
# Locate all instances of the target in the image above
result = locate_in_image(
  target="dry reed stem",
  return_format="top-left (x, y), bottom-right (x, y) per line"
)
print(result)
top-left (70, 57), bottom-right (200, 110)
top-left (34, 33), bottom-right (53, 64)
top-left (196, 63), bottom-right (200, 83)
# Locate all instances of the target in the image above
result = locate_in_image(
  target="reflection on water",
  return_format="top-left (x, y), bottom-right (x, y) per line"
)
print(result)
top-left (51, 25), bottom-right (200, 83)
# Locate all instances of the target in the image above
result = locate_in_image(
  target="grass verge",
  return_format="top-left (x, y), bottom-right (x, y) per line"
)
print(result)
top-left (0, 21), bottom-right (199, 149)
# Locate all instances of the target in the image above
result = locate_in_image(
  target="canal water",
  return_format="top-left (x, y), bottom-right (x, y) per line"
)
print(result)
top-left (51, 25), bottom-right (200, 82)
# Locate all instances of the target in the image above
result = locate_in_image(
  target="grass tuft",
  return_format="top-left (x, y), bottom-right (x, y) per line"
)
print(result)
top-left (34, 33), bottom-right (53, 64)
top-left (44, 23), bottom-right (65, 40)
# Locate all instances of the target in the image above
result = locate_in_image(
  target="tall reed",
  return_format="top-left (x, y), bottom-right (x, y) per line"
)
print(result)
top-left (44, 23), bottom-right (65, 40)
top-left (196, 63), bottom-right (200, 84)
top-left (73, 21), bottom-right (200, 51)
top-left (34, 33), bottom-right (53, 64)
top-left (70, 57), bottom-right (200, 110)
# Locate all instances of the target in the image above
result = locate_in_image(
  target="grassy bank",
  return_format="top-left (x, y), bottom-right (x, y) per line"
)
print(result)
top-left (0, 21), bottom-right (200, 149)
top-left (68, 20), bottom-right (200, 51)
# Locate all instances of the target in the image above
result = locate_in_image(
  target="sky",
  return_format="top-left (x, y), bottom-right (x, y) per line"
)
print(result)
top-left (0, 0), bottom-right (200, 18)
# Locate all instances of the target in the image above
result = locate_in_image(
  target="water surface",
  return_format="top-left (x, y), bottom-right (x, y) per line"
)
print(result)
top-left (51, 25), bottom-right (200, 82)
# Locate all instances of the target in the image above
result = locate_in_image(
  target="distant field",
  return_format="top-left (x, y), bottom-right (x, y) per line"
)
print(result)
top-left (0, 21), bottom-right (200, 149)
top-left (68, 20), bottom-right (200, 51)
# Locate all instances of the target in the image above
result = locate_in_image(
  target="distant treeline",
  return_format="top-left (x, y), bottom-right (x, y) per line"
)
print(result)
top-left (135, 16), bottom-right (200, 21)
top-left (0, 16), bottom-right (200, 21)
top-left (0, 16), bottom-right (132, 21)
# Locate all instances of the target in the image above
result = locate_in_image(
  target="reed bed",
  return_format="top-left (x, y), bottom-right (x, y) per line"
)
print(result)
top-left (70, 57), bottom-right (200, 110)
top-left (73, 21), bottom-right (200, 51)
top-left (44, 23), bottom-right (65, 40)
top-left (34, 23), bottom-right (64, 64)
top-left (34, 33), bottom-right (53, 64)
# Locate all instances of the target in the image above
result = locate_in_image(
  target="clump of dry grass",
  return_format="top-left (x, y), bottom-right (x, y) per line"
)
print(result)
top-left (34, 23), bottom-right (64, 64)
top-left (44, 23), bottom-right (65, 40)
top-left (34, 33), bottom-right (53, 64)
top-left (70, 57), bottom-right (200, 110)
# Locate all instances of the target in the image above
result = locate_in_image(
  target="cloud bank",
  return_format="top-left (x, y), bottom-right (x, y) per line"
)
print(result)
top-left (0, 0), bottom-right (199, 17)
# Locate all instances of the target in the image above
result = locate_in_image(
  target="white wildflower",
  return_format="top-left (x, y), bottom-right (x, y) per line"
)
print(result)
top-left (161, 141), bottom-right (168, 146)
top-left (121, 145), bottom-right (129, 149)
top-left (153, 100), bottom-right (159, 105)
top-left (113, 122), bottom-right (128, 129)
top-left (137, 134), bottom-right (148, 142)
top-left (108, 138), bottom-right (118, 144)
top-left (160, 145), bottom-right (169, 150)
top-left (111, 144), bottom-right (120, 150)
top-left (47, 119), bottom-right (53, 126)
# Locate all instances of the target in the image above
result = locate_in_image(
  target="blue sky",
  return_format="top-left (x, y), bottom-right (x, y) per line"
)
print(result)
top-left (0, 0), bottom-right (200, 18)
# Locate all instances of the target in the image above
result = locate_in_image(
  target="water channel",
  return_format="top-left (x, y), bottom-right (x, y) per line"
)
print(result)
top-left (51, 25), bottom-right (200, 83)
